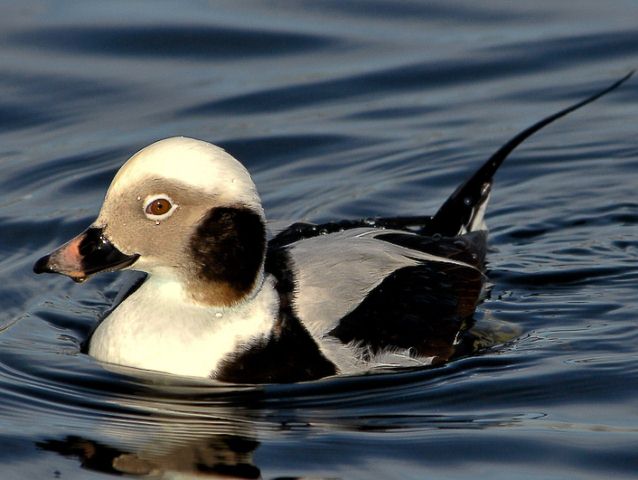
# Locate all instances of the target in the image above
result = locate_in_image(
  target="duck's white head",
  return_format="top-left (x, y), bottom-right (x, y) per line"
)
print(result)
top-left (34, 137), bottom-right (267, 307)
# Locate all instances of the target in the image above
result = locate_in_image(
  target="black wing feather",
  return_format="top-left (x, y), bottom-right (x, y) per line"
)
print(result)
top-left (328, 261), bottom-right (483, 362)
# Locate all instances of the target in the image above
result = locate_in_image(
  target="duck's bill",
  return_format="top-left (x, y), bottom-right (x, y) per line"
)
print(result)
top-left (33, 227), bottom-right (139, 283)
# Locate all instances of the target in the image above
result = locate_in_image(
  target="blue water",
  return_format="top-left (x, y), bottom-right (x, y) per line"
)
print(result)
top-left (1, 1), bottom-right (637, 478)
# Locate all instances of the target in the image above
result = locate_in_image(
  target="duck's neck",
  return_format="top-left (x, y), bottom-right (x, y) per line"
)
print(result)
top-left (185, 268), bottom-right (266, 309)
top-left (142, 269), bottom-right (272, 314)
top-left (142, 262), bottom-right (266, 309)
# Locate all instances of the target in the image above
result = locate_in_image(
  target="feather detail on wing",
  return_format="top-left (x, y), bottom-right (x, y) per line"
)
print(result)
top-left (283, 227), bottom-right (484, 339)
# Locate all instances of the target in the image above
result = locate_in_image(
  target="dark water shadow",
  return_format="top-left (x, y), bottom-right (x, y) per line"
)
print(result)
top-left (10, 25), bottom-right (342, 60)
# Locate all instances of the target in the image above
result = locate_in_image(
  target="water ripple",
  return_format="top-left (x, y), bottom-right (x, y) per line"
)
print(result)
top-left (10, 25), bottom-right (342, 59)
top-left (1, 1), bottom-right (637, 478)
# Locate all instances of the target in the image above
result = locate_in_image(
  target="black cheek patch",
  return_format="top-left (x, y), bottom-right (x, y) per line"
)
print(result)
top-left (189, 207), bottom-right (266, 295)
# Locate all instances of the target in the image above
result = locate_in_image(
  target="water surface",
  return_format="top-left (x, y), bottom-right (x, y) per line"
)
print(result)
top-left (1, 1), bottom-right (637, 478)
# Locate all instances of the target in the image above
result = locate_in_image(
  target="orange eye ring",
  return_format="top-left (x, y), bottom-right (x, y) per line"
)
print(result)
top-left (143, 194), bottom-right (178, 221)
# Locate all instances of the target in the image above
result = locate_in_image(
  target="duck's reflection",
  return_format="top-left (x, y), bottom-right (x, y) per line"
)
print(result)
top-left (35, 362), bottom-right (267, 479)
top-left (38, 433), bottom-right (261, 478)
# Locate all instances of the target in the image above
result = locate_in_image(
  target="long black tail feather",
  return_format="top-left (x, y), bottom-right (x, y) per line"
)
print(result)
top-left (270, 72), bottom-right (633, 248)
top-left (427, 71), bottom-right (634, 237)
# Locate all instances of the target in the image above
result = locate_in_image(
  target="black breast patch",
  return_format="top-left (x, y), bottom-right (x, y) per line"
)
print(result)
top-left (215, 246), bottom-right (337, 384)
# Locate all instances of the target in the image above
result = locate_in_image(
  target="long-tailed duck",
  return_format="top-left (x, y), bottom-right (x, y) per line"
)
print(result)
top-left (34, 74), bottom-right (631, 383)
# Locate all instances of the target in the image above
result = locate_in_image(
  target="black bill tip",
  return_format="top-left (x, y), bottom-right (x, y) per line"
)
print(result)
top-left (33, 255), bottom-right (53, 274)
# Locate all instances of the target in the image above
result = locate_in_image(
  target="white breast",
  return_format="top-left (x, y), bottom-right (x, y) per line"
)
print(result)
top-left (88, 275), bottom-right (279, 378)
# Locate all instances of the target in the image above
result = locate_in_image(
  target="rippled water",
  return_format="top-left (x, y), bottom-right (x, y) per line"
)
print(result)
top-left (1, 1), bottom-right (637, 478)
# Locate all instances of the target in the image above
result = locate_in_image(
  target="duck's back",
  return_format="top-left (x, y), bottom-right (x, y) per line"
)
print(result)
top-left (267, 226), bottom-right (486, 371)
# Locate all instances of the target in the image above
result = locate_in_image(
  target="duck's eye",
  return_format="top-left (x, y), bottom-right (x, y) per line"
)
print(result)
top-left (147, 198), bottom-right (171, 215)
top-left (143, 194), bottom-right (178, 221)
